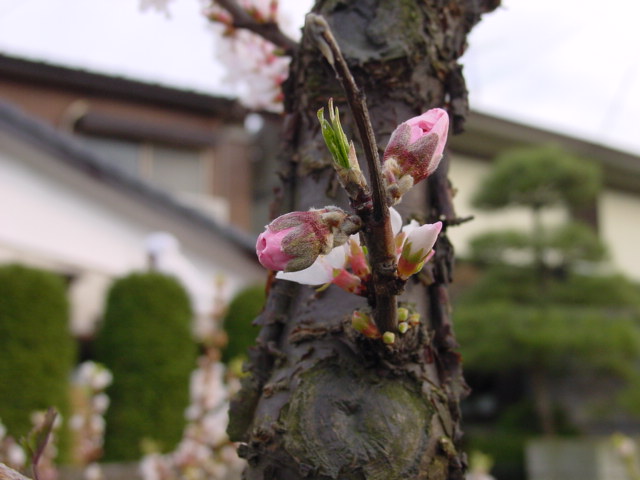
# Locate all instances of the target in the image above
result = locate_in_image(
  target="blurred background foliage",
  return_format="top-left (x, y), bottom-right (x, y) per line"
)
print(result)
top-left (454, 145), bottom-right (640, 479)
top-left (0, 264), bottom-right (76, 462)
top-left (221, 284), bottom-right (265, 365)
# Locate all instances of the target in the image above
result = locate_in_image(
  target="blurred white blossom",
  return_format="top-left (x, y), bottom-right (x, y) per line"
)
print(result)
top-left (139, 0), bottom-right (176, 16)
top-left (76, 361), bottom-right (113, 392)
top-left (0, 419), bottom-right (26, 470)
top-left (203, 0), bottom-right (295, 112)
top-left (7, 443), bottom-right (26, 469)
top-left (70, 361), bottom-right (112, 478)
top-left (140, 294), bottom-right (245, 480)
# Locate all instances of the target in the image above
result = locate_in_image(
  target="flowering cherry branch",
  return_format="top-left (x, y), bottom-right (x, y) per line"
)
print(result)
top-left (206, 0), bottom-right (298, 54)
top-left (306, 14), bottom-right (399, 333)
top-left (255, 14), bottom-right (449, 346)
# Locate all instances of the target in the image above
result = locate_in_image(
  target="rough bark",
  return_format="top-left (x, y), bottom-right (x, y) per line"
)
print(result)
top-left (228, 1), bottom-right (499, 478)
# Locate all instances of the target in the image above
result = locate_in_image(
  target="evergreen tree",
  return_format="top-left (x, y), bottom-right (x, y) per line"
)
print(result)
top-left (456, 145), bottom-right (640, 437)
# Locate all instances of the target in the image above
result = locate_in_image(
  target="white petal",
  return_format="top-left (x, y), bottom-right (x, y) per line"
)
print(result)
top-left (324, 244), bottom-right (348, 268)
top-left (401, 219), bottom-right (421, 235)
top-left (277, 258), bottom-right (331, 284)
top-left (390, 207), bottom-right (403, 235)
top-left (406, 222), bottom-right (442, 253)
top-left (276, 244), bottom-right (349, 285)
top-left (348, 233), bottom-right (362, 247)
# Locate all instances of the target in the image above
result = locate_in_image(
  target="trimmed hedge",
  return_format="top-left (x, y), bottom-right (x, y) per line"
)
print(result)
top-left (221, 285), bottom-right (265, 363)
top-left (0, 264), bottom-right (75, 453)
top-left (95, 272), bottom-right (197, 461)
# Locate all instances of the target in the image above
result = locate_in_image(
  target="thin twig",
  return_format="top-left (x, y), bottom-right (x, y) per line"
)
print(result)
top-left (30, 408), bottom-right (57, 480)
top-left (306, 14), bottom-right (398, 334)
top-left (305, 14), bottom-right (387, 221)
top-left (211, 0), bottom-right (298, 54)
top-left (444, 214), bottom-right (474, 227)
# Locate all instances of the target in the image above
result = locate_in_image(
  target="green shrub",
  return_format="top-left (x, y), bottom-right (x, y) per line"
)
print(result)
top-left (0, 264), bottom-right (75, 456)
top-left (222, 285), bottom-right (265, 363)
top-left (95, 272), bottom-right (197, 461)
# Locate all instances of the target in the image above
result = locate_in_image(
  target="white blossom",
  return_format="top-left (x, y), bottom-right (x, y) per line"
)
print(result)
top-left (92, 393), bottom-right (110, 415)
top-left (7, 443), bottom-right (26, 468)
top-left (140, 454), bottom-right (170, 480)
top-left (76, 361), bottom-right (112, 391)
top-left (83, 463), bottom-right (103, 480)
top-left (139, 0), bottom-right (175, 16)
top-left (69, 414), bottom-right (85, 431)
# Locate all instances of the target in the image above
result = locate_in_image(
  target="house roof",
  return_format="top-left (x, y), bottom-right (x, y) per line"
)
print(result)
top-left (0, 53), bottom-right (246, 120)
top-left (450, 111), bottom-right (640, 194)
top-left (0, 98), bottom-right (258, 259)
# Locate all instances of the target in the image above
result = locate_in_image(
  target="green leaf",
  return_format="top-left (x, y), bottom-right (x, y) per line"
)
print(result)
top-left (317, 100), bottom-right (351, 169)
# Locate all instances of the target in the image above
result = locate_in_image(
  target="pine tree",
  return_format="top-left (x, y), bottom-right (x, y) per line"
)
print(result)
top-left (456, 145), bottom-right (640, 437)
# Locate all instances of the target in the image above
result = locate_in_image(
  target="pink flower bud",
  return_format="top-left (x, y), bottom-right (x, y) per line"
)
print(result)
top-left (347, 238), bottom-right (370, 278)
top-left (351, 311), bottom-right (380, 339)
top-left (256, 207), bottom-right (361, 272)
top-left (331, 268), bottom-right (363, 295)
top-left (256, 227), bottom-right (298, 271)
top-left (383, 108), bottom-right (449, 203)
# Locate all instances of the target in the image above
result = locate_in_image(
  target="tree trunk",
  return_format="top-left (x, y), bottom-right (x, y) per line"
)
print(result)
top-left (530, 365), bottom-right (556, 436)
top-left (228, 1), bottom-right (499, 478)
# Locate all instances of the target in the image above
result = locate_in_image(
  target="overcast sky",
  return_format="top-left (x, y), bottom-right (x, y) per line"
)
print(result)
top-left (0, 0), bottom-right (638, 155)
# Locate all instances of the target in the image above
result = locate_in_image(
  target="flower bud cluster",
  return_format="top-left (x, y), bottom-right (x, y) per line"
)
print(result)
top-left (256, 105), bottom-right (449, 342)
top-left (351, 306), bottom-right (423, 343)
top-left (267, 208), bottom-right (441, 296)
top-left (396, 307), bottom-right (422, 335)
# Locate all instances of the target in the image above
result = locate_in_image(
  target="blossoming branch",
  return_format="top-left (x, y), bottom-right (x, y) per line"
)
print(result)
top-left (256, 101), bottom-right (449, 345)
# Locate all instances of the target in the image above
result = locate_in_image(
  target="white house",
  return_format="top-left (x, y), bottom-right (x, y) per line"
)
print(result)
top-left (0, 99), bottom-right (264, 337)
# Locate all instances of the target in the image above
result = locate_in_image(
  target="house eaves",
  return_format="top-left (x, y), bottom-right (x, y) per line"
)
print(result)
top-left (450, 111), bottom-right (640, 194)
top-left (0, 53), bottom-right (246, 120)
top-left (0, 99), bottom-right (257, 259)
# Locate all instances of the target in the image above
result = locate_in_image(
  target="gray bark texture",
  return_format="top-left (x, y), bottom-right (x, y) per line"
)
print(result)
top-left (228, 1), bottom-right (499, 478)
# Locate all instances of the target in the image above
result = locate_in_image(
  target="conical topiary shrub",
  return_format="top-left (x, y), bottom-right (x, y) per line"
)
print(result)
top-left (95, 272), bottom-right (197, 461)
top-left (221, 284), bottom-right (265, 364)
top-left (0, 264), bottom-right (75, 456)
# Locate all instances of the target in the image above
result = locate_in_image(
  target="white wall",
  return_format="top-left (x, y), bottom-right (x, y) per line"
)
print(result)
top-left (600, 189), bottom-right (640, 280)
top-left (448, 155), bottom-right (565, 255)
top-left (448, 154), bottom-right (640, 280)
top-left (0, 149), bottom-right (145, 275)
